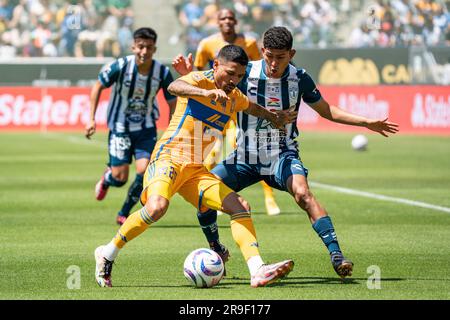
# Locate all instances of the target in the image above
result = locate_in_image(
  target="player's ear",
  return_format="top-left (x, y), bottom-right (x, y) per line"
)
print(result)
top-left (289, 49), bottom-right (296, 59)
top-left (213, 59), bottom-right (219, 70)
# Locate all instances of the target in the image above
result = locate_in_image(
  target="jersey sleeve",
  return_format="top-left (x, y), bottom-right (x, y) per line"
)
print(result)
top-left (193, 40), bottom-right (210, 70)
top-left (246, 39), bottom-right (262, 60)
top-left (160, 68), bottom-right (177, 101)
top-left (298, 69), bottom-right (322, 104)
top-left (234, 89), bottom-right (249, 112)
top-left (98, 59), bottom-right (121, 88)
top-left (179, 71), bottom-right (205, 86)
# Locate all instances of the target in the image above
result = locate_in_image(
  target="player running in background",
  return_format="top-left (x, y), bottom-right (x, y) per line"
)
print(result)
top-left (173, 27), bottom-right (399, 279)
top-left (94, 45), bottom-right (298, 288)
top-left (174, 8), bottom-right (282, 216)
top-left (85, 28), bottom-right (177, 226)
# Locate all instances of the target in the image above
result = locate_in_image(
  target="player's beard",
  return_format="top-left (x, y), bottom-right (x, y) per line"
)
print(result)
top-left (224, 84), bottom-right (235, 93)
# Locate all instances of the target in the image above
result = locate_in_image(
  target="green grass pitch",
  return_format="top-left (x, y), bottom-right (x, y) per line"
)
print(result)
top-left (0, 131), bottom-right (449, 300)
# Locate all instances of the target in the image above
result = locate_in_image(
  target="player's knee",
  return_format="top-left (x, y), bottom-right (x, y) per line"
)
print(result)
top-left (294, 186), bottom-right (313, 207)
top-left (144, 196), bottom-right (168, 222)
top-left (112, 172), bottom-right (128, 185)
top-left (238, 198), bottom-right (251, 213)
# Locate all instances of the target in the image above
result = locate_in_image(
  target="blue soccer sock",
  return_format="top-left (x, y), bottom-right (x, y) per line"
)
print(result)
top-left (118, 174), bottom-right (144, 217)
top-left (197, 209), bottom-right (221, 250)
top-left (312, 216), bottom-right (342, 255)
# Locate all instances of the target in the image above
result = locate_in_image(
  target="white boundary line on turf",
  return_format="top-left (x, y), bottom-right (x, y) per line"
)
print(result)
top-left (310, 181), bottom-right (450, 214)
top-left (40, 133), bottom-right (450, 214)
top-left (41, 132), bottom-right (107, 149)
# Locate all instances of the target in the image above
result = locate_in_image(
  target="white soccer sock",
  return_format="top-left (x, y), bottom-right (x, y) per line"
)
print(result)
top-left (247, 255), bottom-right (264, 277)
top-left (102, 242), bottom-right (120, 261)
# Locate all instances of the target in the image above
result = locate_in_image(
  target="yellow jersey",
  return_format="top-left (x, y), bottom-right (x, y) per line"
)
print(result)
top-left (152, 70), bottom-right (249, 164)
top-left (194, 33), bottom-right (261, 70)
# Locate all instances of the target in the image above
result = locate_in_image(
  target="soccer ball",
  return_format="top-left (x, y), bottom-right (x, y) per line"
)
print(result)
top-left (183, 248), bottom-right (224, 288)
top-left (351, 134), bottom-right (368, 151)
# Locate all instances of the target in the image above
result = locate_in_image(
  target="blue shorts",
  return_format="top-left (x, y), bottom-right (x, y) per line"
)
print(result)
top-left (108, 127), bottom-right (157, 166)
top-left (210, 150), bottom-right (308, 192)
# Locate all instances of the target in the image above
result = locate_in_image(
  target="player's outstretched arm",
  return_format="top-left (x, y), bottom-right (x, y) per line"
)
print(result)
top-left (245, 102), bottom-right (297, 129)
top-left (85, 80), bottom-right (105, 139)
top-left (309, 98), bottom-right (399, 137)
top-left (172, 53), bottom-right (193, 76)
top-left (168, 79), bottom-right (229, 104)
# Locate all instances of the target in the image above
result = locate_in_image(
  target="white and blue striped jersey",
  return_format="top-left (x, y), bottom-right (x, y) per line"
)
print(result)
top-left (99, 55), bottom-right (176, 133)
top-left (236, 59), bottom-right (322, 156)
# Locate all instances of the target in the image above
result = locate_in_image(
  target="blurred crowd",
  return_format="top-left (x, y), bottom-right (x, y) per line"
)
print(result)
top-left (174, 0), bottom-right (350, 52)
top-left (0, 0), bottom-right (449, 58)
top-left (0, 0), bottom-right (134, 58)
top-left (175, 0), bottom-right (450, 52)
top-left (348, 0), bottom-right (450, 47)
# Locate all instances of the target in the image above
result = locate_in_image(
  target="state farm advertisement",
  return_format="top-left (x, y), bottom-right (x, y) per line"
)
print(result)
top-left (0, 87), bottom-right (170, 131)
top-left (0, 86), bottom-right (449, 135)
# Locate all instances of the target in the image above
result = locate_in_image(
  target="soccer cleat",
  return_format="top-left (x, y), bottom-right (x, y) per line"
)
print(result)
top-left (94, 246), bottom-right (114, 287)
top-left (265, 196), bottom-right (281, 216)
top-left (95, 168), bottom-right (110, 201)
top-left (330, 252), bottom-right (353, 279)
top-left (116, 215), bottom-right (127, 225)
top-left (250, 259), bottom-right (294, 288)
top-left (210, 241), bottom-right (230, 276)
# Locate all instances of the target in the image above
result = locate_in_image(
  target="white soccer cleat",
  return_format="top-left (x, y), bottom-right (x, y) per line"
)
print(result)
top-left (94, 245), bottom-right (113, 288)
top-left (265, 197), bottom-right (281, 216)
top-left (250, 259), bottom-right (294, 288)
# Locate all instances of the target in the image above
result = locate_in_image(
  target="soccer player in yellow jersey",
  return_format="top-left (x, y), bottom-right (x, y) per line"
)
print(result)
top-left (94, 45), bottom-right (298, 288)
top-left (193, 9), bottom-right (260, 70)
top-left (176, 8), bottom-right (282, 216)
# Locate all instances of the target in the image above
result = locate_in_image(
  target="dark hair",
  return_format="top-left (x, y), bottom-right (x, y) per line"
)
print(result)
top-left (263, 26), bottom-right (293, 50)
top-left (217, 44), bottom-right (249, 66)
top-left (133, 27), bottom-right (157, 42)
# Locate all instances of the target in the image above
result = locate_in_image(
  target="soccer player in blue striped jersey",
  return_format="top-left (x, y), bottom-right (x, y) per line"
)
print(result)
top-left (173, 26), bottom-right (399, 279)
top-left (86, 27), bottom-right (177, 225)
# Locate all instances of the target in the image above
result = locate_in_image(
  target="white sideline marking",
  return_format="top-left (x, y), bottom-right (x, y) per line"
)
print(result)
top-left (310, 181), bottom-right (450, 214)
top-left (41, 132), bottom-right (107, 149)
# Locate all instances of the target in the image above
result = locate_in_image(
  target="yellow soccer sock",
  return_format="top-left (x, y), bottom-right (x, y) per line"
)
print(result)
top-left (261, 181), bottom-right (274, 199)
top-left (230, 214), bottom-right (261, 261)
top-left (112, 207), bottom-right (154, 249)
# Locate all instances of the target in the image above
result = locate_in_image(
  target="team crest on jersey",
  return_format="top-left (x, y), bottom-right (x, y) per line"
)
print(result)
top-left (289, 85), bottom-right (299, 100)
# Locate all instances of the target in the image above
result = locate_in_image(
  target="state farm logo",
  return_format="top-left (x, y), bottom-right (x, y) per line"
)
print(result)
top-left (411, 93), bottom-right (450, 128)
top-left (0, 93), bottom-right (108, 127)
top-left (338, 93), bottom-right (389, 119)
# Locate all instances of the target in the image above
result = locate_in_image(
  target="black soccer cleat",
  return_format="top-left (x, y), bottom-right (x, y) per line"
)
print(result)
top-left (331, 252), bottom-right (353, 279)
top-left (210, 241), bottom-right (230, 276)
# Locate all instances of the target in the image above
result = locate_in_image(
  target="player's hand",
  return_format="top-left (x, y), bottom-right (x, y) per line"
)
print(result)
top-left (366, 118), bottom-right (399, 137)
top-left (172, 53), bottom-right (193, 76)
top-left (274, 107), bottom-right (298, 126)
top-left (85, 120), bottom-right (96, 139)
top-left (204, 89), bottom-right (229, 104)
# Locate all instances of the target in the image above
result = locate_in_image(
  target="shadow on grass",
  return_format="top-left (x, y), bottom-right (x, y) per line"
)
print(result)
top-left (114, 277), bottom-right (406, 289)
top-left (152, 224), bottom-right (232, 229)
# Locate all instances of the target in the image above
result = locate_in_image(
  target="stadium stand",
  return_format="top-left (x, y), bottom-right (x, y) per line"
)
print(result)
top-left (0, 0), bottom-right (134, 58)
top-left (0, 0), bottom-right (448, 58)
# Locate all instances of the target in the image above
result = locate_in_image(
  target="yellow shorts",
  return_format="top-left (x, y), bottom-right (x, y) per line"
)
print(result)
top-left (140, 158), bottom-right (234, 211)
